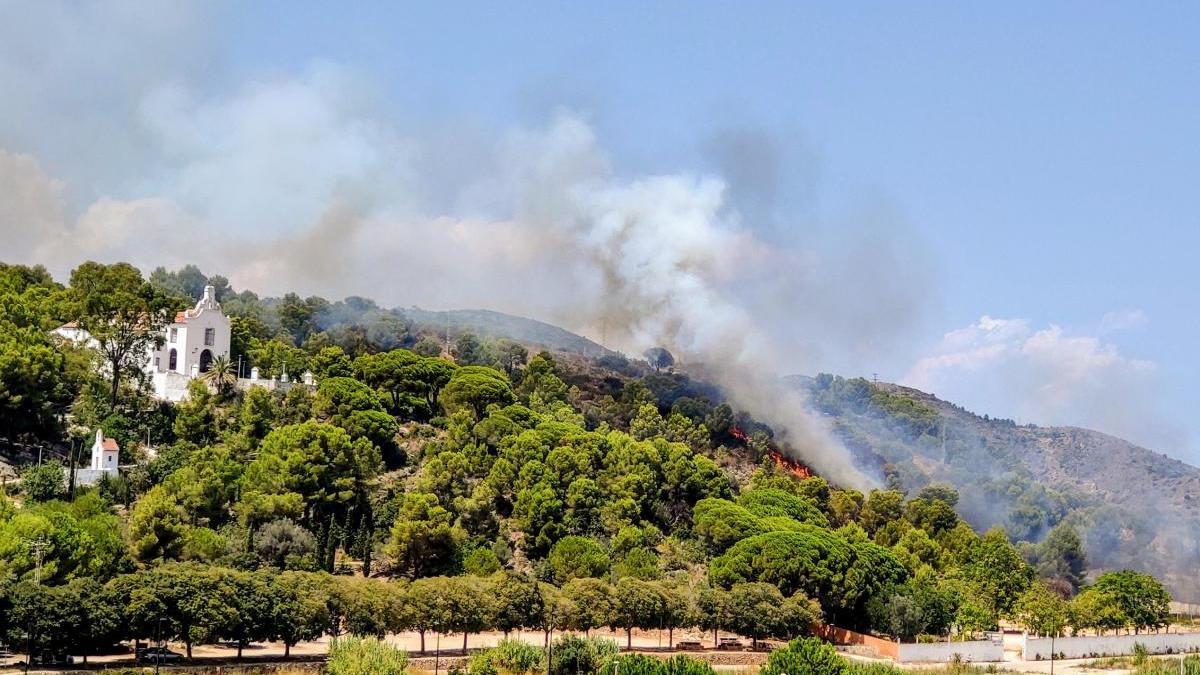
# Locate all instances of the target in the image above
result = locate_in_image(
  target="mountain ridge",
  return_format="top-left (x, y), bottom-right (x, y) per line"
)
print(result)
top-left (792, 374), bottom-right (1200, 600)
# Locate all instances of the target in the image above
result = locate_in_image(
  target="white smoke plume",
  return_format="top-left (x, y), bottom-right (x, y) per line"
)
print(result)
top-left (0, 0), bottom-right (939, 487)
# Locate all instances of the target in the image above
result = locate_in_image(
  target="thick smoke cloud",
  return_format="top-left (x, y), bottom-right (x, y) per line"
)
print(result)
top-left (0, 47), bottom-right (896, 485)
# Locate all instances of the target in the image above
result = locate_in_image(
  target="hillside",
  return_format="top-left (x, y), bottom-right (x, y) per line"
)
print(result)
top-left (400, 307), bottom-right (612, 357)
top-left (794, 375), bottom-right (1200, 600)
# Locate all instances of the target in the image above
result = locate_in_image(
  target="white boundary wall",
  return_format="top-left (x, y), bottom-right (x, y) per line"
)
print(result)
top-left (897, 640), bottom-right (1003, 663)
top-left (1023, 633), bottom-right (1200, 660)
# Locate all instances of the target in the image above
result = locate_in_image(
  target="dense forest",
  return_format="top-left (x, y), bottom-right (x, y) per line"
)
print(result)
top-left (0, 261), bottom-right (1173, 665)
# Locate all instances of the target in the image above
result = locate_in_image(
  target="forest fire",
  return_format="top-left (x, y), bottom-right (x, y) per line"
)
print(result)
top-left (770, 450), bottom-right (813, 480)
top-left (730, 426), bottom-right (813, 479)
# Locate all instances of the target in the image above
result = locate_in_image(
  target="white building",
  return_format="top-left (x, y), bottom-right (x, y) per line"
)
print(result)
top-left (151, 284), bottom-right (231, 374)
top-left (53, 284), bottom-right (315, 403)
top-left (54, 285), bottom-right (233, 402)
top-left (72, 429), bottom-right (120, 487)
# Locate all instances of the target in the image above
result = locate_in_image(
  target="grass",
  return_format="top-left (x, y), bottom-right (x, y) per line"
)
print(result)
top-left (847, 665), bottom-right (1018, 674)
top-left (1080, 653), bottom-right (1200, 673)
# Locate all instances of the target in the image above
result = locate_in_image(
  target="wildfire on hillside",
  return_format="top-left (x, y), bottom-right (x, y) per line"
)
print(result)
top-left (770, 450), bottom-right (813, 480)
top-left (730, 426), bottom-right (813, 479)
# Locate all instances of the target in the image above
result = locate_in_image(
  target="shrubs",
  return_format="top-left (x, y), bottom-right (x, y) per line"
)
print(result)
top-left (327, 636), bottom-right (408, 675)
top-left (467, 639), bottom-right (544, 675)
top-left (599, 653), bottom-right (714, 675)
top-left (548, 635), bottom-right (620, 675)
top-left (759, 637), bottom-right (847, 675)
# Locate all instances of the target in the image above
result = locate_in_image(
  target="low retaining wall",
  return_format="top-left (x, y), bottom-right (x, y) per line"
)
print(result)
top-left (1023, 633), bottom-right (1200, 660)
top-left (897, 640), bottom-right (1003, 663)
top-left (815, 624), bottom-right (899, 659)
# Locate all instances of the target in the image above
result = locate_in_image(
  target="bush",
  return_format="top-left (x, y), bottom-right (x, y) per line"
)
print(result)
top-left (663, 654), bottom-right (716, 674)
top-left (327, 636), bottom-right (408, 675)
top-left (597, 654), bottom-right (713, 675)
top-left (469, 639), bottom-right (544, 675)
top-left (760, 637), bottom-right (847, 675)
top-left (549, 635), bottom-right (620, 675)
top-left (1133, 642), bottom-right (1149, 666)
top-left (600, 654), bottom-right (663, 675)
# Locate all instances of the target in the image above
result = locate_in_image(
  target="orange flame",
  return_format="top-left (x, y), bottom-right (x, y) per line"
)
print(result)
top-left (771, 450), bottom-right (813, 480)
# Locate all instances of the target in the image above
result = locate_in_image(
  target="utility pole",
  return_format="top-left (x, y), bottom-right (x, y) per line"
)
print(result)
top-left (1050, 633), bottom-right (1055, 675)
top-left (31, 536), bottom-right (48, 585)
top-left (433, 631), bottom-right (441, 675)
top-left (68, 438), bottom-right (78, 499)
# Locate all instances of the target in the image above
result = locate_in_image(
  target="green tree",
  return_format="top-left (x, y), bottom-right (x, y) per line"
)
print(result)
top-left (0, 312), bottom-right (73, 438)
top-left (223, 568), bottom-right (276, 659)
top-left (1069, 587), bottom-right (1126, 635)
top-left (959, 527), bottom-right (1034, 618)
top-left (271, 571), bottom-right (334, 656)
top-left (693, 584), bottom-right (730, 648)
top-left (462, 546), bottom-right (502, 576)
top-left (69, 261), bottom-right (175, 405)
top-left (859, 490), bottom-right (905, 535)
top-left (454, 332), bottom-right (486, 365)
top-left (239, 421), bottom-right (381, 569)
top-left (547, 536), bottom-right (610, 584)
top-left (70, 577), bottom-right (125, 664)
top-left (2, 581), bottom-right (82, 660)
top-left (490, 571), bottom-right (545, 635)
top-left (277, 293), bottom-right (322, 345)
top-left (173, 379), bottom-right (217, 445)
top-left (440, 366), bottom-right (515, 418)
top-left (1034, 523), bottom-right (1088, 593)
top-left (725, 582), bottom-right (819, 648)
top-left (708, 528), bottom-right (852, 605)
top-left (692, 498), bottom-right (765, 553)
top-left (386, 492), bottom-right (463, 578)
top-left (610, 577), bottom-right (663, 649)
top-left (561, 577), bottom-right (614, 635)
top-left (1013, 581), bottom-right (1069, 637)
top-left (127, 484), bottom-right (189, 562)
top-left (311, 345), bottom-right (353, 379)
top-left (512, 478), bottom-right (565, 556)
top-left (737, 489), bottom-right (827, 526)
top-left (1090, 570), bottom-right (1171, 632)
top-left (19, 460), bottom-right (65, 502)
top-left (238, 385), bottom-right (277, 442)
top-left (201, 354), bottom-right (238, 397)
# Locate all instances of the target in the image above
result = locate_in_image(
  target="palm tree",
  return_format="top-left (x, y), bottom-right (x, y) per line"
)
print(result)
top-left (202, 354), bottom-right (238, 396)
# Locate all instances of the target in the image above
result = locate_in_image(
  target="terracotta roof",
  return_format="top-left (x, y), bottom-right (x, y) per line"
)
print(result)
top-left (58, 321), bottom-right (79, 329)
top-left (174, 306), bottom-right (207, 323)
top-left (100, 437), bottom-right (119, 451)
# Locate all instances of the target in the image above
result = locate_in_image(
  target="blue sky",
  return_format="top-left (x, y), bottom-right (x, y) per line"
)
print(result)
top-left (1, 1), bottom-right (1197, 459)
